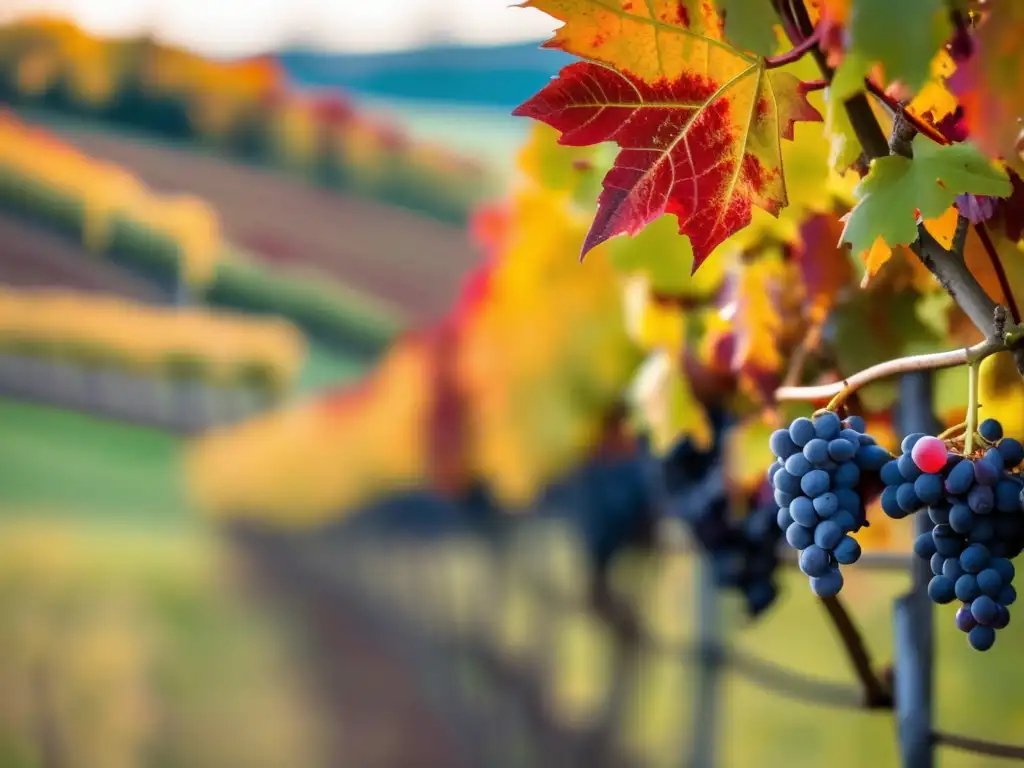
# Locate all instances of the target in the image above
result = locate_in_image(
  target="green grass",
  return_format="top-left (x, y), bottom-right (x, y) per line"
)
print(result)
top-left (414, 521), bottom-right (1024, 768)
top-left (0, 341), bottom-right (365, 522)
top-left (0, 398), bottom-right (188, 524)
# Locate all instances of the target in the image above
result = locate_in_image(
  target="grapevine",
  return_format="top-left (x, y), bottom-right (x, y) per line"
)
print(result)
top-left (510, 0), bottom-right (1024, 664)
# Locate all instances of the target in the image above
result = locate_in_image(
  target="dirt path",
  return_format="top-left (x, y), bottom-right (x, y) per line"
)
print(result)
top-left (30, 115), bottom-right (483, 324)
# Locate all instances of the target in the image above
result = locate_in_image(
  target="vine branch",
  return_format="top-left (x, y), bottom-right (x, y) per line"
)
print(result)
top-left (934, 731), bottom-right (1024, 760)
top-left (820, 596), bottom-right (892, 707)
top-left (775, 334), bottom-right (1009, 405)
top-left (842, 73), bottom-right (1024, 375)
top-left (773, 0), bottom-right (1023, 375)
top-left (764, 29), bottom-right (820, 68)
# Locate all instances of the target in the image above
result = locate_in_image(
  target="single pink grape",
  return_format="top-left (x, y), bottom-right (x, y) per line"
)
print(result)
top-left (912, 436), bottom-right (948, 474)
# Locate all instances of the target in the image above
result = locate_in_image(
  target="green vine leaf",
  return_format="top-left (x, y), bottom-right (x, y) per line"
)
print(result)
top-left (839, 136), bottom-right (1012, 256)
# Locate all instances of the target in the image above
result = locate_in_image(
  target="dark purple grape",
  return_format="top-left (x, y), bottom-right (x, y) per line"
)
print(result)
top-left (833, 461), bottom-right (860, 489)
top-left (881, 486), bottom-right (904, 518)
top-left (789, 417), bottom-right (816, 447)
top-left (967, 484), bottom-right (994, 515)
top-left (979, 418), bottom-right (1003, 443)
top-left (913, 532), bottom-right (937, 560)
top-left (880, 459), bottom-right (902, 487)
top-left (995, 479), bottom-right (1022, 512)
top-left (960, 543), bottom-right (991, 573)
top-left (928, 575), bottom-right (956, 604)
top-left (928, 505), bottom-right (950, 525)
top-left (835, 488), bottom-right (860, 513)
top-left (790, 496), bottom-right (818, 527)
top-left (832, 510), bottom-right (857, 533)
top-left (896, 483), bottom-right (922, 513)
top-left (998, 584), bottom-right (1017, 606)
top-left (949, 503), bottom-right (975, 534)
top-left (810, 568), bottom-right (843, 597)
top-left (799, 545), bottom-right (831, 577)
top-left (997, 438), bottom-right (1024, 468)
top-left (956, 604), bottom-right (977, 632)
top-left (973, 458), bottom-right (999, 487)
top-left (913, 473), bottom-right (944, 505)
top-left (843, 415), bottom-right (866, 433)
top-left (776, 506), bottom-right (792, 530)
top-left (945, 460), bottom-right (975, 495)
top-left (800, 470), bottom-right (830, 498)
top-left (770, 429), bottom-right (799, 458)
top-left (977, 567), bottom-right (1003, 598)
top-left (813, 411), bottom-right (842, 441)
top-left (992, 605), bottom-right (1010, 629)
top-left (971, 595), bottom-right (1000, 626)
top-left (833, 535), bottom-right (861, 565)
top-left (983, 448), bottom-right (1005, 472)
top-left (803, 438), bottom-right (830, 464)
top-left (828, 438), bottom-right (858, 462)
top-left (839, 428), bottom-right (862, 445)
top-left (813, 493), bottom-right (838, 518)
top-left (814, 520), bottom-right (844, 550)
top-left (992, 557), bottom-right (1015, 583)
top-left (786, 522), bottom-right (814, 550)
top-left (968, 625), bottom-right (996, 651)
top-left (774, 489), bottom-right (794, 508)
top-left (784, 453), bottom-right (812, 478)
top-left (933, 527), bottom-right (963, 558)
top-left (955, 573), bottom-right (982, 602)
top-left (774, 468), bottom-right (802, 495)
top-left (969, 518), bottom-right (995, 543)
top-left (942, 557), bottom-right (964, 581)
top-left (855, 445), bottom-right (891, 471)
top-left (897, 453), bottom-right (922, 482)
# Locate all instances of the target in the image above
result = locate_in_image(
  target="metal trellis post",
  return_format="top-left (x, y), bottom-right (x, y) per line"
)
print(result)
top-left (894, 372), bottom-right (939, 768)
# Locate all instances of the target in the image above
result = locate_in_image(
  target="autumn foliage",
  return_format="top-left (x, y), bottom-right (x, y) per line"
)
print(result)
top-left (0, 287), bottom-right (306, 389)
top-left (186, 0), bottom-right (1024, 567)
top-left (0, 110), bottom-right (222, 286)
top-left (0, 16), bottom-right (489, 223)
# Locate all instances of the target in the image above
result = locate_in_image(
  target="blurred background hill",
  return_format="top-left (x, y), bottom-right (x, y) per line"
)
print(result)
top-left (279, 41), bottom-right (572, 107)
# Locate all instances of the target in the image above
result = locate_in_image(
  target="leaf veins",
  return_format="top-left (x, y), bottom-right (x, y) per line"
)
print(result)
top-left (514, 0), bottom-right (821, 271)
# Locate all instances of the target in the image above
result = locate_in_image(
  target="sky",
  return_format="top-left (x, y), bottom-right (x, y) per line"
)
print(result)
top-left (0, 0), bottom-right (559, 57)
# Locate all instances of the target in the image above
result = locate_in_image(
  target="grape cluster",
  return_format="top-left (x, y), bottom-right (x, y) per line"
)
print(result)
top-left (769, 411), bottom-right (891, 597)
top-left (665, 414), bottom-right (783, 616)
top-left (886, 418), bottom-right (1024, 651)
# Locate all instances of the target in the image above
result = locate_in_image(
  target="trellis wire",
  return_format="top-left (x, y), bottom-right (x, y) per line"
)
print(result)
top-left (231, 371), bottom-right (1024, 767)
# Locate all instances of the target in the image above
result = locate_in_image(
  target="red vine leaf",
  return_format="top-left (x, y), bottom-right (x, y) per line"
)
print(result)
top-left (514, 61), bottom-right (821, 271)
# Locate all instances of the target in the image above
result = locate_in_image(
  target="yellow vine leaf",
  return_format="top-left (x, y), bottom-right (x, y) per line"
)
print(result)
top-left (730, 252), bottom-right (788, 374)
top-left (629, 349), bottom-right (713, 455)
top-left (907, 49), bottom-right (959, 126)
top-left (979, 352), bottom-right (1024, 442)
top-left (724, 413), bottom-right (777, 495)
